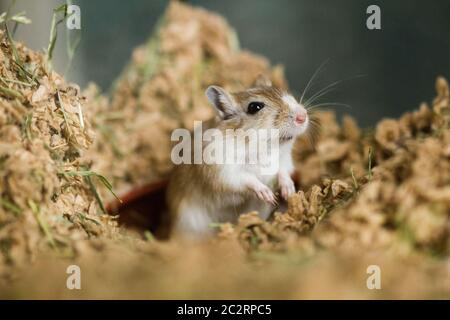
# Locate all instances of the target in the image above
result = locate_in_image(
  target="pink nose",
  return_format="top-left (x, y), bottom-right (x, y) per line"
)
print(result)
top-left (295, 112), bottom-right (306, 124)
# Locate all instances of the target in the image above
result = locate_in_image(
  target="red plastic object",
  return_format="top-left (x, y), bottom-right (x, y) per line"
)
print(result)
top-left (106, 180), bottom-right (171, 238)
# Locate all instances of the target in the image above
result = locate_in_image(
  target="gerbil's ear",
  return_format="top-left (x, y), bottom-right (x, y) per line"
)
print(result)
top-left (253, 74), bottom-right (272, 87)
top-left (205, 86), bottom-right (238, 119)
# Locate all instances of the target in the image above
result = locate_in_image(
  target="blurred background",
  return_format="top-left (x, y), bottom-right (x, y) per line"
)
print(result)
top-left (2, 0), bottom-right (450, 127)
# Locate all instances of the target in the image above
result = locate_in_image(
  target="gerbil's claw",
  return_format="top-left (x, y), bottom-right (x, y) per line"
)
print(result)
top-left (280, 179), bottom-right (296, 201)
top-left (271, 195), bottom-right (279, 207)
top-left (254, 185), bottom-right (277, 206)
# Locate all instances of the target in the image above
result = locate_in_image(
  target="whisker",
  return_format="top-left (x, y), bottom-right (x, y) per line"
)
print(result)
top-left (305, 125), bottom-right (321, 149)
top-left (304, 80), bottom-right (344, 106)
top-left (304, 87), bottom-right (338, 108)
top-left (306, 133), bottom-right (315, 150)
top-left (307, 102), bottom-right (352, 111)
top-left (308, 121), bottom-right (321, 129)
top-left (307, 113), bottom-right (321, 123)
top-left (307, 121), bottom-right (320, 130)
top-left (305, 110), bottom-right (322, 120)
top-left (304, 74), bottom-right (365, 107)
top-left (299, 58), bottom-right (330, 104)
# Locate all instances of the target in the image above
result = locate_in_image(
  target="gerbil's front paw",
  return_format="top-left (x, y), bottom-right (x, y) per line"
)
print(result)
top-left (279, 175), bottom-right (296, 201)
top-left (253, 184), bottom-right (277, 206)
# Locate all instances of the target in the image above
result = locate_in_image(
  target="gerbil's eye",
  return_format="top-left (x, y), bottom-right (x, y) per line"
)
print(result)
top-left (247, 102), bottom-right (265, 115)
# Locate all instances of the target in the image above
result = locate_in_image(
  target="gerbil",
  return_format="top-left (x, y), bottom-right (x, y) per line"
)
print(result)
top-left (167, 75), bottom-right (309, 237)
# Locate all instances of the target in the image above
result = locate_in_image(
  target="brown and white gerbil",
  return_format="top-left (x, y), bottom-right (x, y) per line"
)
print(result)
top-left (167, 76), bottom-right (309, 237)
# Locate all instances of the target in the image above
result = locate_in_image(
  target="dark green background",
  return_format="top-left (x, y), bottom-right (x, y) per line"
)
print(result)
top-left (5, 0), bottom-right (450, 127)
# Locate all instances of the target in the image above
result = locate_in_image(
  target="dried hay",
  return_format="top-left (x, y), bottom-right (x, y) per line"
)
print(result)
top-left (0, 29), bottom-right (119, 281)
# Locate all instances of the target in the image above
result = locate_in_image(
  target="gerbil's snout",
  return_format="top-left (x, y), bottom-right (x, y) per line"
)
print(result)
top-left (295, 110), bottom-right (307, 125)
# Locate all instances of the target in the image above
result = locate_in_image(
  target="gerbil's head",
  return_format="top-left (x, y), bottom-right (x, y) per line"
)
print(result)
top-left (205, 75), bottom-right (309, 142)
